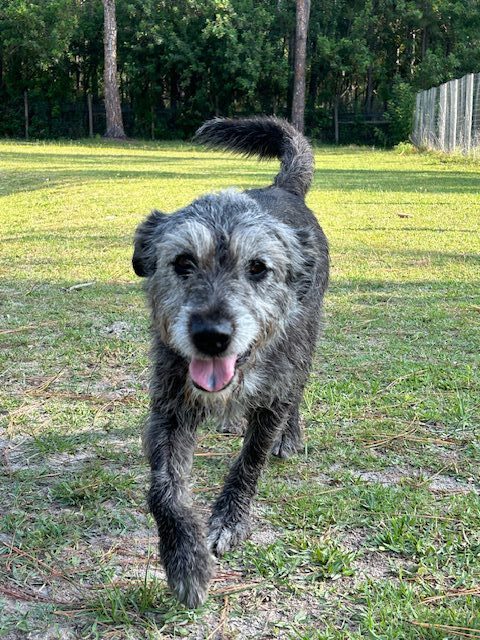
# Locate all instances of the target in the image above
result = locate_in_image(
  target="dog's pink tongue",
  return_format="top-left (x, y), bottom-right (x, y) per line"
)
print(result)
top-left (189, 355), bottom-right (237, 392)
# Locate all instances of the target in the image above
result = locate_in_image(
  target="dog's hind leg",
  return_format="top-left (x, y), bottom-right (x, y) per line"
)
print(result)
top-left (146, 407), bottom-right (214, 608)
top-left (271, 402), bottom-right (305, 459)
top-left (208, 401), bottom-right (287, 556)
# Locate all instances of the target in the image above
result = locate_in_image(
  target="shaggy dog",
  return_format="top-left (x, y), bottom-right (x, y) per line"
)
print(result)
top-left (132, 117), bottom-right (329, 606)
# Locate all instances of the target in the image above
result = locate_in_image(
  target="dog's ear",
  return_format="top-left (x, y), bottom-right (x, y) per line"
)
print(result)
top-left (132, 210), bottom-right (168, 277)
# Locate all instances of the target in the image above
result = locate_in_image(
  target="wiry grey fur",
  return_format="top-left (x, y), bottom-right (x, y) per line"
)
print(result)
top-left (132, 117), bottom-right (329, 607)
top-left (195, 116), bottom-right (314, 198)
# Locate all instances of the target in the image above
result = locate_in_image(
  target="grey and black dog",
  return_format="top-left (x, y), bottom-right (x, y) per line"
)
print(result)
top-left (132, 117), bottom-right (329, 607)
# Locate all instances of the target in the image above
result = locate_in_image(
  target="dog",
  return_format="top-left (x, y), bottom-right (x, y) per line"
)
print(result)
top-left (132, 117), bottom-right (329, 607)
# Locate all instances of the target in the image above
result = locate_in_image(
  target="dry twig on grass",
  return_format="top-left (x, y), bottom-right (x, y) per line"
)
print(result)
top-left (421, 586), bottom-right (480, 604)
top-left (210, 581), bottom-right (265, 597)
top-left (409, 621), bottom-right (480, 638)
top-left (64, 282), bottom-right (95, 292)
top-left (206, 596), bottom-right (230, 640)
top-left (0, 584), bottom-right (71, 606)
top-left (0, 321), bottom-right (54, 335)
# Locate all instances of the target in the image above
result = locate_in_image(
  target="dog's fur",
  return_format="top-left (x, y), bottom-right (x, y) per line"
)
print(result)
top-left (132, 117), bottom-right (329, 607)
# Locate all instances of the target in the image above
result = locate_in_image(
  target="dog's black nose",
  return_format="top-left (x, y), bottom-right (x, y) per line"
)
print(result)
top-left (190, 314), bottom-right (233, 356)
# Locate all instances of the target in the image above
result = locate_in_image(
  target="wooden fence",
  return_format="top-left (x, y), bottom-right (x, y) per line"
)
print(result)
top-left (412, 73), bottom-right (480, 154)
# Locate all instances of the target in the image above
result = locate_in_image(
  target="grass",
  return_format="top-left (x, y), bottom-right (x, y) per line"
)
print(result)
top-left (0, 138), bottom-right (479, 639)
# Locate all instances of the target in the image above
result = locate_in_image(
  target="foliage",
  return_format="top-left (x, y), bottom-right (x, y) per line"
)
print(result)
top-left (384, 78), bottom-right (416, 145)
top-left (0, 0), bottom-right (480, 141)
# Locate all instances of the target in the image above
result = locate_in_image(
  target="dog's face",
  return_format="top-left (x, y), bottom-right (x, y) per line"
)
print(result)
top-left (133, 190), bottom-right (315, 398)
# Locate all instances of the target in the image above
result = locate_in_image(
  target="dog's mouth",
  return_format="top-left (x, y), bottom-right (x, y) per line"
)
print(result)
top-left (189, 350), bottom-right (250, 393)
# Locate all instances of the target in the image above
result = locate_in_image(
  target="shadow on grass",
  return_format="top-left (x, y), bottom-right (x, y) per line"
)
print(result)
top-left (336, 247), bottom-right (480, 264)
top-left (1, 145), bottom-right (480, 198)
top-left (0, 168), bottom-right (274, 199)
top-left (311, 168), bottom-right (480, 194)
top-left (0, 150), bottom-right (276, 198)
top-left (330, 274), bottom-right (480, 293)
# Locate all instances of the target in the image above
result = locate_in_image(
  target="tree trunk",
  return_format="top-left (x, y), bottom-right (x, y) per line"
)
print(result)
top-left (421, 30), bottom-right (426, 60)
top-left (103, 0), bottom-right (126, 139)
top-left (291, 0), bottom-right (310, 133)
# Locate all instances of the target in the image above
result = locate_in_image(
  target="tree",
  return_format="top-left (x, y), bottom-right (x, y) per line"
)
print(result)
top-left (291, 0), bottom-right (310, 132)
top-left (2, 0), bottom-right (480, 143)
top-left (103, 0), bottom-right (125, 138)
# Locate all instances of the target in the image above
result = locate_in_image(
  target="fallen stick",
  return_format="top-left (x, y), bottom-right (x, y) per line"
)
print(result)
top-left (64, 282), bottom-right (95, 292)
top-left (0, 321), bottom-right (53, 335)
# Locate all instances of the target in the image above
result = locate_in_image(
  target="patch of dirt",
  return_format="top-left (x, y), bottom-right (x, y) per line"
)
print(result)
top-left (250, 524), bottom-right (279, 547)
top-left (45, 450), bottom-right (94, 471)
top-left (428, 444), bottom-right (462, 465)
top-left (224, 588), bottom-right (329, 639)
top-left (428, 474), bottom-right (477, 493)
top-left (0, 427), bottom-right (144, 477)
top-left (101, 321), bottom-right (133, 338)
top-left (349, 465), bottom-right (478, 494)
top-left (0, 429), bottom-right (31, 474)
top-left (339, 528), bottom-right (410, 584)
top-left (27, 626), bottom-right (78, 640)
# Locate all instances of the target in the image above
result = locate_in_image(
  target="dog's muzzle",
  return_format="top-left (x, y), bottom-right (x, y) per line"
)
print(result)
top-left (188, 313), bottom-right (237, 392)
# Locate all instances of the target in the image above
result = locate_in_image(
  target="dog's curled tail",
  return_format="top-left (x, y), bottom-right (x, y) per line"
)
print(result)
top-left (194, 116), bottom-right (314, 199)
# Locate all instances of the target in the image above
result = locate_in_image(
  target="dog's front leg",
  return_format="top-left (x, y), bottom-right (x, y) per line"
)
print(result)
top-left (208, 402), bottom-right (287, 556)
top-left (147, 408), bottom-right (214, 607)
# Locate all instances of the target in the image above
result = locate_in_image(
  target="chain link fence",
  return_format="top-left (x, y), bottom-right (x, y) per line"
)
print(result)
top-left (0, 96), bottom-right (184, 140)
top-left (412, 73), bottom-right (480, 155)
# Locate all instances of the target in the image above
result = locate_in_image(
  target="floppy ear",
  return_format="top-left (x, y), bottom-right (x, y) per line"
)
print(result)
top-left (132, 210), bottom-right (168, 277)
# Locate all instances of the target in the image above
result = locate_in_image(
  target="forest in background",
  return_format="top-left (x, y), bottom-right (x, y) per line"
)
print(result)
top-left (1, 0), bottom-right (480, 144)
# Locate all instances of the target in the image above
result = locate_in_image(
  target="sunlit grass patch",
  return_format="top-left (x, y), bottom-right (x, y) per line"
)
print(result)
top-left (1, 139), bottom-right (479, 638)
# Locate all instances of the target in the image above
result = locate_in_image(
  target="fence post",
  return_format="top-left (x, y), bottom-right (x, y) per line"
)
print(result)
top-left (438, 83), bottom-right (447, 151)
top-left (451, 79), bottom-right (458, 151)
top-left (464, 73), bottom-right (474, 154)
top-left (452, 78), bottom-right (459, 151)
top-left (420, 91), bottom-right (427, 146)
top-left (445, 81), bottom-right (452, 152)
top-left (412, 91), bottom-right (421, 145)
top-left (429, 87), bottom-right (437, 148)
top-left (474, 74), bottom-right (480, 151)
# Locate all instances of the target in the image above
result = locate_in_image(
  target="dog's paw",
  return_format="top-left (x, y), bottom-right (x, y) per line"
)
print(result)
top-left (271, 432), bottom-right (304, 459)
top-left (217, 417), bottom-right (246, 436)
top-left (207, 514), bottom-right (250, 557)
top-left (171, 569), bottom-right (210, 609)
top-left (163, 542), bottom-right (214, 608)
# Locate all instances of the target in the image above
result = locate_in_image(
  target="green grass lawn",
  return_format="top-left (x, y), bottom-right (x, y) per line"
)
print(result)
top-left (0, 139), bottom-right (479, 639)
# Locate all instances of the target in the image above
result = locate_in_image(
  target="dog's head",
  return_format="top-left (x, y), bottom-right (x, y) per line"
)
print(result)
top-left (133, 190), bottom-right (317, 397)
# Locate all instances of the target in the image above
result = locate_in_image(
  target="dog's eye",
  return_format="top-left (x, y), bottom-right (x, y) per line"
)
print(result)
top-left (248, 259), bottom-right (268, 281)
top-left (173, 254), bottom-right (196, 277)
